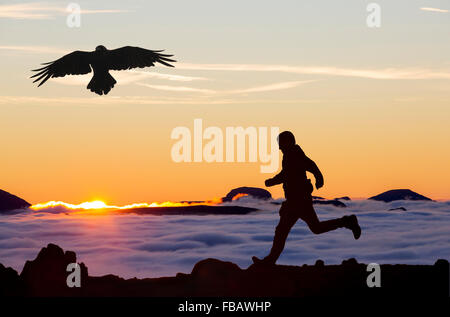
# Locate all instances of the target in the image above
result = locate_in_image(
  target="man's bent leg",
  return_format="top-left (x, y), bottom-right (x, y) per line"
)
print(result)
top-left (262, 203), bottom-right (299, 264)
top-left (301, 205), bottom-right (361, 239)
top-left (302, 205), bottom-right (343, 234)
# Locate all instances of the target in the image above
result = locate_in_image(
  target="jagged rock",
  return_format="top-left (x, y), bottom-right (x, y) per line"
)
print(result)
top-left (222, 187), bottom-right (272, 202)
top-left (342, 258), bottom-right (359, 266)
top-left (315, 260), bottom-right (325, 267)
top-left (434, 259), bottom-right (449, 269)
top-left (369, 189), bottom-right (432, 202)
top-left (191, 258), bottom-right (241, 280)
top-left (0, 189), bottom-right (31, 212)
top-left (20, 243), bottom-right (88, 296)
top-left (0, 263), bottom-right (23, 296)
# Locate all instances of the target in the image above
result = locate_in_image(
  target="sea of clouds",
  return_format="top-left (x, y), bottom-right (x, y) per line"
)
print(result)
top-left (0, 197), bottom-right (449, 278)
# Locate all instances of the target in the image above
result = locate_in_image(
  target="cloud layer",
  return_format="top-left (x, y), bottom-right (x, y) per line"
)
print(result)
top-left (0, 198), bottom-right (449, 278)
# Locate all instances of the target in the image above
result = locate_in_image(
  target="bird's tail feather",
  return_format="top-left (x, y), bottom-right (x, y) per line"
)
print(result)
top-left (87, 72), bottom-right (117, 95)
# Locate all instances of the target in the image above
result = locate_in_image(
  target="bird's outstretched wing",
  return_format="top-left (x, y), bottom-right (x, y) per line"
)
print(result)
top-left (31, 51), bottom-right (93, 87)
top-left (105, 46), bottom-right (176, 71)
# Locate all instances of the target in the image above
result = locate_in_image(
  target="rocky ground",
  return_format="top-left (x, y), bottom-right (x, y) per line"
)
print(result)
top-left (1, 243), bottom-right (448, 297)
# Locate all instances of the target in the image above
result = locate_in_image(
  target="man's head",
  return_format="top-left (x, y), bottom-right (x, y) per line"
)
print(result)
top-left (278, 131), bottom-right (296, 153)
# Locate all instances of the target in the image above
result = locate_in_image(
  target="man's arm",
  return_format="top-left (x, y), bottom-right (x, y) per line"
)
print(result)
top-left (265, 170), bottom-right (285, 187)
top-left (305, 156), bottom-right (324, 189)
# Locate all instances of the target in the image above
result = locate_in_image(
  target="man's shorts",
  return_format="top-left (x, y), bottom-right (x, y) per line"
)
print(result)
top-left (279, 198), bottom-right (316, 224)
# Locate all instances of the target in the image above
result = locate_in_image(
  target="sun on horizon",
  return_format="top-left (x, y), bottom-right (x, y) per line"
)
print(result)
top-left (29, 198), bottom-right (221, 212)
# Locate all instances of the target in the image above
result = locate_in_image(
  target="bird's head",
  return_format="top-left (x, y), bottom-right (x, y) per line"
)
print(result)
top-left (95, 45), bottom-right (107, 52)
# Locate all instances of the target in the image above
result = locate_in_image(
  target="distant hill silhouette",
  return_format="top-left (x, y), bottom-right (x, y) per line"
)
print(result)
top-left (0, 189), bottom-right (31, 213)
top-left (116, 205), bottom-right (258, 215)
top-left (388, 207), bottom-right (407, 211)
top-left (222, 187), bottom-right (272, 202)
top-left (369, 189), bottom-right (432, 202)
top-left (335, 196), bottom-right (351, 201)
top-left (312, 199), bottom-right (346, 208)
top-left (272, 199), bottom-right (347, 208)
top-left (1, 243), bottom-right (448, 297)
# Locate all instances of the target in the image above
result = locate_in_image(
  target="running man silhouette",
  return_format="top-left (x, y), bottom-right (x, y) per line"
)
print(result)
top-left (252, 131), bottom-right (361, 265)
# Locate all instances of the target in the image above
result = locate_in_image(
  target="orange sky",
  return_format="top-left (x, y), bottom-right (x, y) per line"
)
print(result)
top-left (0, 1), bottom-right (449, 204)
top-left (1, 95), bottom-right (449, 204)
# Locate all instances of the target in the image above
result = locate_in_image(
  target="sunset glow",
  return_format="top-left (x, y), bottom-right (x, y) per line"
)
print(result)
top-left (30, 199), bottom-right (222, 211)
top-left (30, 200), bottom-right (110, 210)
top-left (232, 193), bottom-right (249, 201)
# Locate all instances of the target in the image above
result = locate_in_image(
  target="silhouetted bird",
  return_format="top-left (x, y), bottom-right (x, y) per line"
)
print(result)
top-left (31, 45), bottom-right (176, 95)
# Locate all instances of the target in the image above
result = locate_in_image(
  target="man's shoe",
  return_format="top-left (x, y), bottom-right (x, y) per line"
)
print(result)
top-left (344, 215), bottom-right (361, 240)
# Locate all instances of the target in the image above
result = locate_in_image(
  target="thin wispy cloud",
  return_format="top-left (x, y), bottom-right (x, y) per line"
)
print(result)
top-left (0, 2), bottom-right (130, 20)
top-left (138, 79), bottom-right (317, 95)
top-left (49, 71), bottom-right (208, 86)
top-left (0, 45), bottom-right (69, 55)
top-left (176, 63), bottom-right (450, 80)
top-left (128, 71), bottom-right (208, 82)
top-left (0, 95), bottom-right (324, 106)
top-left (420, 7), bottom-right (448, 13)
top-left (231, 80), bottom-right (317, 94)
top-left (138, 83), bottom-right (215, 94)
top-left (0, 95), bottom-right (205, 106)
top-left (43, 68), bottom-right (314, 95)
